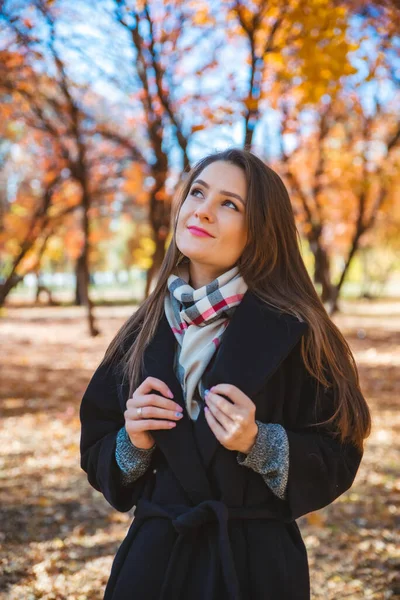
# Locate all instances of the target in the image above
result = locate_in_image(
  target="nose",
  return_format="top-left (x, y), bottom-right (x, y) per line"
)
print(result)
top-left (194, 196), bottom-right (215, 221)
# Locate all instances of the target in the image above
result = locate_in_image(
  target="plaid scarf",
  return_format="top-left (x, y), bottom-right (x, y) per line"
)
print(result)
top-left (164, 259), bottom-right (248, 420)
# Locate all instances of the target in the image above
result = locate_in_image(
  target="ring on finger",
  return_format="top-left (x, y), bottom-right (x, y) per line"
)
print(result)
top-left (136, 406), bottom-right (143, 418)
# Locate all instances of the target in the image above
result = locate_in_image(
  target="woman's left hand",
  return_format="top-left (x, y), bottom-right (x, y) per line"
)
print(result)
top-left (204, 384), bottom-right (258, 454)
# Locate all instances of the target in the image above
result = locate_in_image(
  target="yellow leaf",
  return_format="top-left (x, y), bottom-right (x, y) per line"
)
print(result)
top-left (38, 496), bottom-right (51, 507)
top-left (306, 511), bottom-right (325, 527)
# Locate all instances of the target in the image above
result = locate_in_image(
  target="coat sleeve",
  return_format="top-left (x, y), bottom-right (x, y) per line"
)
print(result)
top-left (79, 359), bottom-right (155, 512)
top-left (283, 366), bottom-right (364, 521)
top-left (236, 421), bottom-right (289, 500)
top-left (115, 425), bottom-right (156, 486)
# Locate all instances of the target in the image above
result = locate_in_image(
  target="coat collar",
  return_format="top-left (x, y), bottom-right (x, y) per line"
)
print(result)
top-left (142, 289), bottom-right (308, 504)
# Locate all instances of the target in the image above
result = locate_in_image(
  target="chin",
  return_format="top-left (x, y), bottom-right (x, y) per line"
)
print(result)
top-left (176, 238), bottom-right (207, 260)
top-left (179, 248), bottom-right (207, 262)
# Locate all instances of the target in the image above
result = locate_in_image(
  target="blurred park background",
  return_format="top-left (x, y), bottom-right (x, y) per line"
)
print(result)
top-left (0, 0), bottom-right (399, 598)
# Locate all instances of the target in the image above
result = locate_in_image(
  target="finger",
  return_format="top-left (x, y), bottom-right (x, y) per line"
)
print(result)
top-left (205, 391), bottom-right (236, 420)
top-left (204, 405), bottom-right (226, 440)
top-left (127, 419), bottom-right (177, 432)
top-left (125, 405), bottom-right (184, 421)
top-left (127, 393), bottom-right (182, 413)
top-left (210, 384), bottom-right (251, 408)
top-left (205, 396), bottom-right (233, 430)
top-left (137, 376), bottom-right (174, 400)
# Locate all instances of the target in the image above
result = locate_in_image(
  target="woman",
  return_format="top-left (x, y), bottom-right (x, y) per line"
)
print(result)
top-left (79, 148), bottom-right (371, 600)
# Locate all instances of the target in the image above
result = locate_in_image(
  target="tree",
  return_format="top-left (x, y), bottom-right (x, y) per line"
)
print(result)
top-left (0, 1), bottom-right (145, 332)
top-left (276, 0), bottom-right (400, 311)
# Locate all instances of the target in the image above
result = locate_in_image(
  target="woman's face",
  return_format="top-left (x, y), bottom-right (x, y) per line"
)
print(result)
top-left (175, 161), bottom-right (248, 276)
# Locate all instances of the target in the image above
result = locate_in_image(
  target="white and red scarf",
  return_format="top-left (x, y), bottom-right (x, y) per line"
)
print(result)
top-left (164, 259), bottom-right (248, 420)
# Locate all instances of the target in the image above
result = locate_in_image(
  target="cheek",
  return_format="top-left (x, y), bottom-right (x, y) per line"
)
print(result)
top-left (225, 220), bottom-right (247, 246)
top-left (175, 209), bottom-right (186, 235)
top-left (225, 224), bottom-right (247, 258)
top-left (177, 203), bottom-right (191, 227)
top-left (175, 209), bottom-right (191, 246)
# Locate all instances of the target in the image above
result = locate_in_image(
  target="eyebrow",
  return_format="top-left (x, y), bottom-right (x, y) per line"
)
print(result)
top-left (192, 179), bottom-right (246, 206)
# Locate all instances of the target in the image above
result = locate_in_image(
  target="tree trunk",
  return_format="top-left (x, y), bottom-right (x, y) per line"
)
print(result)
top-left (313, 244), bottom-right (335, 305)
top-left (0, 178), bottom-right (61, 307)
top-left (77, 172), bottom-right (99, 337)
top-left (35, 284), bottom-right (56, 305)
top-left (308, 227), bottom-right (337, 310)
top-left (328, 286), bottom-right (341, 316)
top-left (0, 272), bottom-right (23, 306)
top-left (74, 254), bottom-right (86, 306)
top-left (330, 225), bottom-right (366, 315)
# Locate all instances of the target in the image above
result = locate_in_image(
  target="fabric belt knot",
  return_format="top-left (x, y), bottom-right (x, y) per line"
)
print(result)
top-left (172, 498), bottom-right (228, 534)
top-left (134, 497), bottom-right (243, 600)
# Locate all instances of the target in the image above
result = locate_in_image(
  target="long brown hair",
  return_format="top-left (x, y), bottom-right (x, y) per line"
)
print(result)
top-left (101, 148), bottom-right (371, 450)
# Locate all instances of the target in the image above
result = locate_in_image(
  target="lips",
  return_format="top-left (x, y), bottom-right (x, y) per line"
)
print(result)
top-left (187, 226), bottom-right (214, 238)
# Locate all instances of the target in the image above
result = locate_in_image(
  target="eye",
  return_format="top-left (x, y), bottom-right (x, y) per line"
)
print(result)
top-left (190, 187), bottom-right (202, 197)
top-left (222, 199), bottom-right (239, 211)
top-left (190, 188), bottom-right (239, 211)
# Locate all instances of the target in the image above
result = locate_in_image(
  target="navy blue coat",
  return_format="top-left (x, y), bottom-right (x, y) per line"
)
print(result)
top-left (79, 290), bottom-right (363, 600)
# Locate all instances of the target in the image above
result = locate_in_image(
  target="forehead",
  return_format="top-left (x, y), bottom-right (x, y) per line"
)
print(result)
top-left (195, 161), bottom-right (247, 198)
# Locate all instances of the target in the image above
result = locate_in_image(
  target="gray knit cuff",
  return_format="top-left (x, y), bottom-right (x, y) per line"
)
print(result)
top-left (115, 426), bottom-right (156, 486)
top-left (236, 421), bottom-right (289, 500)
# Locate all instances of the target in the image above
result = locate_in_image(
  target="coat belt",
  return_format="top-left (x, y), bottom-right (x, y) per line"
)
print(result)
top-left (134, 497), bottom-right (280, 600)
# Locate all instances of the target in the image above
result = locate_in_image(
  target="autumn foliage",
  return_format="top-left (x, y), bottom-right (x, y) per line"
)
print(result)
top-left (0, 0), bottom-right (399, 329)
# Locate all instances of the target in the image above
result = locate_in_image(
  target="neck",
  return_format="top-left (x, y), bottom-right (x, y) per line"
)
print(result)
top-left (188, 262), bottom-right (229, 289)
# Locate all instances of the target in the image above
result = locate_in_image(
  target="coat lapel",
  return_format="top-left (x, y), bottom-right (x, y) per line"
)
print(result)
top-left (141, 290), bottom-right (309, 499)
top-left (194, 290), bottom-right (309, 468)
top-left (141, 312), bottom-right (213, 504)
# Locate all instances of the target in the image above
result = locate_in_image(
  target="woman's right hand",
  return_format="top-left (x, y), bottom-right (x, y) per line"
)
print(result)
top-left (124, 376), bottom-right (184, 450)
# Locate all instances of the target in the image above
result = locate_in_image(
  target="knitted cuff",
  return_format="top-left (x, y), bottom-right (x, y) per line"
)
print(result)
top-left (236, 421), bottom-right (289, 500)
top-left (115, 426), bottom-right (156, 486)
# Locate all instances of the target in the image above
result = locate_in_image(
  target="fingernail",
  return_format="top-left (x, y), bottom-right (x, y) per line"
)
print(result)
top-left (204, 389), bottom-right (210, 397)
top-left (176, 412), bottom-right (183, 417)
top-left (168, 390), bottom-right (174, 398)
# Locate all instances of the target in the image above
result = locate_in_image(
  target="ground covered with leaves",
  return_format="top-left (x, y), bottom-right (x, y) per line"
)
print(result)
top-left (0, 300), bottom-right (399, 599)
